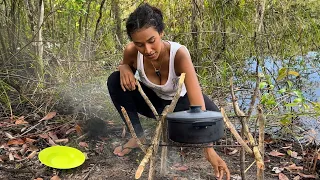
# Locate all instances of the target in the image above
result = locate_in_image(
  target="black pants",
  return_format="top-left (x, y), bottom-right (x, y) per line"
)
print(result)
top-left (107, 71), bottom-right (219, 137)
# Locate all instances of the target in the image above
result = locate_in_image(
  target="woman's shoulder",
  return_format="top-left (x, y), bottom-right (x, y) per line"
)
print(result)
top-left (123, 42), bottom-right (139, 64)
top-left (124, 42), bottom-right (138, 56)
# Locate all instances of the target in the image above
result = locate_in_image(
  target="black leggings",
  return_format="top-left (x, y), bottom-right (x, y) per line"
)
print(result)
top-left (107, 71), bottom-right (219, 137)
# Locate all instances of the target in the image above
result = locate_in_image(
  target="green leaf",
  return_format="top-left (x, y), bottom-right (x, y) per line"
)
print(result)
top-left (259, 82), bottom-right (267, 89)
top-left (285, 103), bottom-right (298, 107)
top-left (279, 88), bottom-right (286, 93)
top-left (280, 118), bottom-right (291, 125)
top-left (288, 70), bottom-right (300, 77)
top-left (293, 90), bottom-right (303, 98)
top-left (277, 67), bottom-right (287, 81)
top-left (293, 98), bottom-right (303, 103)
top-left (303, 103), bottom-right (310, 110)
top-left (287, 81), bottom-right (293, 88)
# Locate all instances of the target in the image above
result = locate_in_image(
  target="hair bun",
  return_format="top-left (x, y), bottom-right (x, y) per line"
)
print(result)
top-left (151, 6), bottom-right (163, 20)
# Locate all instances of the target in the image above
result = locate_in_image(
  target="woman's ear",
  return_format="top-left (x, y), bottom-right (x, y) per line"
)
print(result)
top-left (160, 32), bottom-right (164, 38)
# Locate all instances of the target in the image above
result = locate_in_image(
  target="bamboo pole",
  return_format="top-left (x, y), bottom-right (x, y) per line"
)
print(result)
top-left (136, 73), bottom-right (186, 180)
top-left (121, 106), bottom-right (147, 153)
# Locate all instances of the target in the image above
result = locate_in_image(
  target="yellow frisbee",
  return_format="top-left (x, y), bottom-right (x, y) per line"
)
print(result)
top-left (38, 146), bottom-right (85, 169)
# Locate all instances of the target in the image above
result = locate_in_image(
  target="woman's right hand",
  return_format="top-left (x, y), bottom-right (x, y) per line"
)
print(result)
top-left (119, 64), bottom-right (136, 91)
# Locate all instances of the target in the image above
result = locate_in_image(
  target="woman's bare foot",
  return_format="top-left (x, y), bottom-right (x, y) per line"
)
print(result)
top-left (113, 137), bottom-right (143, 157)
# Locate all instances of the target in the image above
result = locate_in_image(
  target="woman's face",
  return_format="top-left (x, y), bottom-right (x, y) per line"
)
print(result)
top-left (130, 26), bottom-right (163, 61)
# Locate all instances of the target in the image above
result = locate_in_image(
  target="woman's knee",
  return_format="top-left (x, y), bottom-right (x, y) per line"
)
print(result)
top-left (203, 94), bottom-right (219, 112)
top-left (107, 71), bottom-right (120, 90)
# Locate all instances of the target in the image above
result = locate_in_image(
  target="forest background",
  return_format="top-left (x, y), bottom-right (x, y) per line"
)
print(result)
top-left (0, 0), bottom-right (320, 179)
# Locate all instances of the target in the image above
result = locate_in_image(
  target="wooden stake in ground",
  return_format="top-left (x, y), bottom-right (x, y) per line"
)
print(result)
top-left (257, 105), bottom-right (265, 180)
top-left (221, 108), bottom-right (253, 155)
top-left (135, 73), bottom-right (186, 180)
top-left (121, 106), bottom-right (147, 153)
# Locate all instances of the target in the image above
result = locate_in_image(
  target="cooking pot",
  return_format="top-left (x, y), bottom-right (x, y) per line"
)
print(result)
top-left (166, 106), bottom-right (224, 144)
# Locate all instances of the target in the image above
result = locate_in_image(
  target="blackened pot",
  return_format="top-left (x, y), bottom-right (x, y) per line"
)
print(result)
top-left (166, 106), bottom-right (224, 144)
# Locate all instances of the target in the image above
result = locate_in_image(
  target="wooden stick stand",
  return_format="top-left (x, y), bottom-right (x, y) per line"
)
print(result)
top-left (121, 73), bottom-right (265, 180)
top-left (120, 73), bottom-right (186, 180)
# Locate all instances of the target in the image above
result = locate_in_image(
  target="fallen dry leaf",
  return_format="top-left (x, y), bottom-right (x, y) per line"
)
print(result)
top-left (50, 176), bottom-right (61, 180)
top-left (13, 153), bottom-right (22, 160)
top-left (293, 175), bottom-right (300, 180)
top-left (121, 125), bottom-right (126, 138)
top-left (269, 150), bottom-right (285, 157)
top-left (25, 138), bottom-right (37, 144)
top-left (227, 148), bottom-right (238, 155)
top-left (15, 116), bottom-right (28, 125)
top-left (297, 172), bottom-right (316, 179)
top-left (287, 150), bottom-right (297, 157)
top-left (284, 164), bottom-right (303, 171)
top-left (9, 152), bottom-right (14, 161)
top-left (48, 138), bottom-right (57, 146)
top-left (39, 133), bottom-right (49, 139)
top-left (79, 142), bottom-right (89, 148)
top-left (65, 128), bottom-right (75, 135)
top-left (40, 112), bottom-right (57, 121)
top-left (4, 132), bottom-right (14, 139)
top-left (54, 138), bottom-right (69, 143)
top-left (272, 167), bottom-right (284, 173)
top-left (20, 144), bottom-right (28, 155)
top-left (48, 131), bottom-right (58, 140)
top-left (33, 178), bottom-right (43, 180)
top-left (7, 138), bottom-right (25, 145)
top-left (27, 151), bottom-right (37, 159)
top-left (172, 163), bottom-right (188, 171)
top-left (75, 124), bottom-right (82, 135)
top-left (281, 145), bottom-right (292, 149)
top-left (279, 173), bottom-right (289, 180)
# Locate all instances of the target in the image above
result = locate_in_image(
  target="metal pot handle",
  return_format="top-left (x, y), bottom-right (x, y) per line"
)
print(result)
top-left (192, 121), bottom-right (216, 127)
top-left (189, 105), bottom-right (202, 113)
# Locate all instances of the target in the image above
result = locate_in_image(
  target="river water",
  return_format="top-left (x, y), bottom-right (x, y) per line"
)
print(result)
top-left (244, 52), bottom-right (320, 144)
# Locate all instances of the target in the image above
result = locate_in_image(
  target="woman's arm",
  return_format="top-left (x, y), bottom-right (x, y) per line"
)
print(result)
top-left (174, 46), bottom-right (206, 110)
top-left (118, 42), bottom-right (138, 91)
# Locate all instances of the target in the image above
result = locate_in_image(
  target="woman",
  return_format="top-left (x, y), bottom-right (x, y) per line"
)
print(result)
top-left (107, 3), bottom-right (230, 179)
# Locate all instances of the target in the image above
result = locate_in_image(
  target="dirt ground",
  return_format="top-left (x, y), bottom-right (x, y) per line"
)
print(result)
top-left (0, 117), bottom-right (319, 180)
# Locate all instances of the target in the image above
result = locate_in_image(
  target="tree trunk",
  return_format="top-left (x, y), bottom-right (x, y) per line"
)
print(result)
top-left (111, 0), bottom-right (123, 50)
top-left (191, 0), bottom-right (199, 64)
top-left (36, 0), bottom-right (44, 81)
top-left (94, 0), bottom-right (106, 40)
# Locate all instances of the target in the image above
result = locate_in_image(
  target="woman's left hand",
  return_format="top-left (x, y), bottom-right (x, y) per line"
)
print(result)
top-left (204, 147), bottom-right (230, 180)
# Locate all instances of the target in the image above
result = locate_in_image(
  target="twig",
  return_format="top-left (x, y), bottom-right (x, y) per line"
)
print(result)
top-left (121, 106), bottom-right (147, 153)
top-left (19, 121), bottom-right (42, 136)
top-left (257, 105), bottom-right (265, 179)
top-left (240, 117), bottom-right (246, 180)
top-left (230, 78), bottom-right (255, 146)
top-left (221, 108), bottom-right (253, 155)
top-left (136, 80), bottom-right (159, 118)
top-left (245, 160), bottom-right (256, 173)
top-left (82, 165), bottom-right (96, 180)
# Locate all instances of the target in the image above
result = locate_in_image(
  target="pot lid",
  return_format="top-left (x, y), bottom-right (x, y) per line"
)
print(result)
top-left (166, 105), bottom-right (223, 121)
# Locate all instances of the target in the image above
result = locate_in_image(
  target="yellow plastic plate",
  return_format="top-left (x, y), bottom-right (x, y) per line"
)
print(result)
top-left (38, 146), bottom-right (85, 169)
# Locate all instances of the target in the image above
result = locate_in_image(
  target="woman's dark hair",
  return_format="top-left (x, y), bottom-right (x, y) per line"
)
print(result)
top-left (126, 3), bottom-right (164, 40)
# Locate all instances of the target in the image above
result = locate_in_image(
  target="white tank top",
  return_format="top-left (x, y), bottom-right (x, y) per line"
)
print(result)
top-left (135, 41), bottom-right (187, 100)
